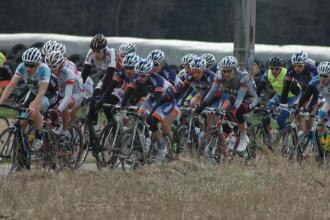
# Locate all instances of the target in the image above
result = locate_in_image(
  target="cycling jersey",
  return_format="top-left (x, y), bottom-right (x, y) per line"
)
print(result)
top-left (281, 63), bottom-right (318, 107)
top-left (15, 62), bottom-right (58, 97)
top-left (157, 69), bottom-right (183, 96)
top-left (84, 47), bottom-right (116, 71)
top-left (257, 68), bottom-right (299, 98)
top-left (122, 73), bottom-right (176, 107)
top-left (184, 69), bottom-right (215, 97)
top-left (56, 59), bottom-right (83, 112)
top-left (205, 67), bottom-right (257, 109)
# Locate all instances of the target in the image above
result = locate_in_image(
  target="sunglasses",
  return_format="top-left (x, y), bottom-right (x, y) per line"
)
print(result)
top-left (293, 64), bottom-right (305, 68)
top-left (124, 66), bottom-right (135, 70)
top-left (138, 74), bottom-right (149, 77)
top-left (92, 49), bottom-right (105, 53)
top-left (24, 63), bottom-right (36, 68)
top-left (153, 63), bottom-right (160, 67)
top-left (320, 74), bottom-right (329, 78)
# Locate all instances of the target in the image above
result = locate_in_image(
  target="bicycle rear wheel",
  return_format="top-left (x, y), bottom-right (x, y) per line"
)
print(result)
top-left (0, 127), bottom-right (15, 164)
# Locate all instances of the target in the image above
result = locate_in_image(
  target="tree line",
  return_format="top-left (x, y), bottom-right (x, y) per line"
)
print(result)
top-left (0, 0), bottom-right (329, 46)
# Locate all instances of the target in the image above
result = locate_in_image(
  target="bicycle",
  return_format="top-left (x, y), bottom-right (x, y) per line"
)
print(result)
top-left (0, 104), bottom-right (59, 174)
top-left (115, 106), bottom-right (172, 170)
top-left (199, 107), bottom-right (249, 163)
top-left (175, 107), bottom-right (205, 159)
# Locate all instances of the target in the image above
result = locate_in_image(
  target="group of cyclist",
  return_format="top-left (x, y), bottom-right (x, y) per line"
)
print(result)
top-left (1, 33), bottom-right (330, 161)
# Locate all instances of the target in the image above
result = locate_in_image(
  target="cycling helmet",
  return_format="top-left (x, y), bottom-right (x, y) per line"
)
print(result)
top-left (307, 58), bottom-right (316, 66)
top-left (190, 57), bottom-right (207, 69)
top-left (317, 62), bottom-right (330, 75)
top-left (41, 40), bottom-right (57, 56)
top-left (181, 54), bottom-right (197, 65)
top-left (268, 56), bottom-right (284, 67)
top-left (45, 50), bottom-right (64, 68)
top-left (217, 56), bottom-right (238, 69)
top-left (118, 43), bottom-right (136, 56)
top-left (136, 58), bottom-right (153, 74)
top-left (291, 51), bottom-right (308, 64)
top-left (90, 34), bottom-right (107, 51)
top-left (201, 53), bottom-right (215, 67)
top-left (22, 47), bottom-right (41, 64)
top-left (123, 53), bottom-right (140, 68)
top-left (147, 49), bottom-right (165, 64)
top-left (53, 43), bottom-right (66, 56)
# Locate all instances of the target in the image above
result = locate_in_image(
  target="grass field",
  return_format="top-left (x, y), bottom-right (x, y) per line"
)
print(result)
top-left (0, 156), bottom-right (330, 220)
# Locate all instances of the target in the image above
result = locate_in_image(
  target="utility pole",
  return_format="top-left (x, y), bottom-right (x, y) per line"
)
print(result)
top-left (233, 0), bottom-right (256, 72)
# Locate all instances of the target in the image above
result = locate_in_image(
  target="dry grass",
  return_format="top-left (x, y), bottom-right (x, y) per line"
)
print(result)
top-left (0, 156), bottom-right (330, 220)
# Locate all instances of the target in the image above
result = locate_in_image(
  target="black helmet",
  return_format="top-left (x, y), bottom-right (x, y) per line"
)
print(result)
top-left (268, 56), bottom-right (283, 68)
top-left (90, 34), bottom-right (107, 51)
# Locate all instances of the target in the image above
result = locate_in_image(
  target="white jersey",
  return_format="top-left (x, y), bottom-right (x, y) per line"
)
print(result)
top-left (57, 59), bottom-right (83, 97)
top-left (84, 46), bottom-right (116, 71)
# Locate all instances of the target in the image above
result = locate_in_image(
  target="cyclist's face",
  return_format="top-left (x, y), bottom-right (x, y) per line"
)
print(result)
top-left (51, 67), bottom-right (60, 75)
top-left (320, 74), bottom-right (330, 85)
top-left (184, 65), bottom-right (192, 73)
top-left (192, 69), bottom-right (204, 80)
top-left (222, 68), bottom-right (234, 80)
top-left (270, 67), bottom-right (281, 77)
top-left (293, 64), bottom-right (305, 74)
top-left (138, 74), bottom-right (149, 83)
top-left (124, 66), bottom-right (135, 77)
top-left (94, 50), bottom-right (105, 60)
top-left (152, 63), bottom-right (162, 73)
top-left (24, 63), bottom-right (37, 74)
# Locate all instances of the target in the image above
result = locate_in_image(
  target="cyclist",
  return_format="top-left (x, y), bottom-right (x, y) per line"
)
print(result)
top-left (117, 42), bottom-right (136, 70)
top-left (0, 52), bottom-right (12, 95)
top-left (121, 58), bottom-right (178, 158)
top-left (147, 49), bottom-right (184, 98)
top-left (257, 56), bottom-right (300, 129)
top-left (41, 40), bottom-right (57, 61)
top-left (280, 51), bottom-right (319, 112)
top-left (0, 48), bottom-right (58, 150)
top-left (82, 34), bottom-right (117, 126)
top-left (314, 62), bottom-right (330, 141)
top-left (180, 57), bottom-right (215, 108)
top-left (102, 53), bottom-right (140, 120)
top-left (201, 53), bottom-right (216, 72)
top-left (197, 56), bottom-right (258, 155)
top-left (45, 50), bottom-right (83, 142)
top-left (178, 53), bottom-right (197, 81)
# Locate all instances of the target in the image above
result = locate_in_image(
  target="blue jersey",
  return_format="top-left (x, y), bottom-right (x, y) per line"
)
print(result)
top-left (15, 62), bottom-right (58, 96)
top-left (128, 73), bottom-right (176, 103)
top-left (157, 69), bottom-right (183, 95)
top-left (185, 69), bottom-right (215, 97)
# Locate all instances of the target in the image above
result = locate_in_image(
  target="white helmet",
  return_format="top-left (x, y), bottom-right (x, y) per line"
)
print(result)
top-left (118, 43), bottom-right (136, 56)
top-left (45, 50), bottom-right (64, 68)
top-left (190, 57), bottom-right (207, 69)
top-left (217, 56), bottom-right (238, 69)
top-left (317, 62), bottom-right (330, 75)
top-left (53, 43), bottom-right (66, 56)
top-left (136, 58), bottom-right (153, 74)
top-left (181, 54), bottom-right (197, 65)
top-left (291, 51), bottom-right (308, 64)
top-left (123, 53), bottom-right (140, 68)
top-left (41, 40), bottom-right (57, 56)
top-left (201, 53), bottom-right (215, 66)
top-left (22, 47), bottom-right (41, 64)
top-left (147, 49), bottom-right (165, 64)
